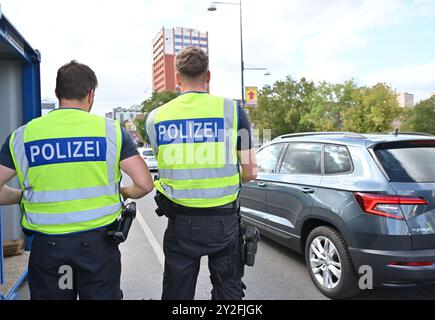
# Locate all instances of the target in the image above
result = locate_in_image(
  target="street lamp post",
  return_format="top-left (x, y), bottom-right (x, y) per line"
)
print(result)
top-left (208, 2), bottom-right (271, 107)
top-left (208, 1), bottom-right (245, 107)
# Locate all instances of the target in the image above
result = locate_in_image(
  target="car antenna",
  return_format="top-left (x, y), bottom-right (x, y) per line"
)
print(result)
top-left (394, 128), bottom-right (399, 137)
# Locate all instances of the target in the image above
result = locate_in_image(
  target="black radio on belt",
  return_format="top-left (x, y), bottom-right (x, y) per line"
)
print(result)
top-left (107, 202), bottom-right (137, 245)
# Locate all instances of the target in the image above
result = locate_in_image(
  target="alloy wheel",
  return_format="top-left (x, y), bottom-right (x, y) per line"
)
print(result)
top-left (309, 236), bottom-right (342, 289)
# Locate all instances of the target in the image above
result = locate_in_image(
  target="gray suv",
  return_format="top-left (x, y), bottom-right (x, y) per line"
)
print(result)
top-left (240, 132), bottom-right (435, 299)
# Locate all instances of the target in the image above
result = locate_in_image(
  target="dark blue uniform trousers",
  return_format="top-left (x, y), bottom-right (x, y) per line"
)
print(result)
top-left (162, 213), bottom-right (245, 300)
top-left (28, 227), bottom-right (122, 300)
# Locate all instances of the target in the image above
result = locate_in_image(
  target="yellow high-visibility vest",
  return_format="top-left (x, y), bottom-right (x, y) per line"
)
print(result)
top-left (146, 93), bottom-right (241, 208)
top-left (10, 109), bottom-right (123, 235)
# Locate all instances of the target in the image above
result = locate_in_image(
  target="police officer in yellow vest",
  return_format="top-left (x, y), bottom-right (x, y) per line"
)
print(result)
top-left (146, 47), bottom-right (259, 300)
top-left (0, 61), bottom-right (154, 299)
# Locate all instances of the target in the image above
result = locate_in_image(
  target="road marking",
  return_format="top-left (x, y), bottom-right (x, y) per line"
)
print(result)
top-left (135, 207), bottom-right (165, 269)
top-left (121, 177), bottom-right (164, 269)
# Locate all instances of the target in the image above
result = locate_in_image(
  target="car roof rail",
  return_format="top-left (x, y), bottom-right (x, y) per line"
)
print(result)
top-left (388, 131), bottom-right (434, 137)
top-left (273, 131), bottom-right (366, 141)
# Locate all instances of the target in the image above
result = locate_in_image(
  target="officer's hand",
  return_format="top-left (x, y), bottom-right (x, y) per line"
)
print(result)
top-left (0, 165), bottom-right (21, 205)
top-left (120, 155), bottom-right (154, 199)
top-left (120, 186), bottom-right (129, 201)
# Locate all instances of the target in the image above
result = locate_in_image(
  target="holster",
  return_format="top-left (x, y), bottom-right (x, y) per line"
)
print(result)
top-left (107, 202), bottom-right (137, 245)
top-left (154, 191), bottom-right (176, 219)
top-left (241, 224), bottom-right (260, 267)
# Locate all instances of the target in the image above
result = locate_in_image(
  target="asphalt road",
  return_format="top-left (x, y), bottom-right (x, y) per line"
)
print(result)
top-left (120, 174), bottom-right (435, 300)
top-left (16, 175), bottom-right (435, 300)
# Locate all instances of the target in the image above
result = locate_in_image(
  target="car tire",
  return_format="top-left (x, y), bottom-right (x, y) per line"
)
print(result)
top-left (305, 226), bottom-right (360, 299)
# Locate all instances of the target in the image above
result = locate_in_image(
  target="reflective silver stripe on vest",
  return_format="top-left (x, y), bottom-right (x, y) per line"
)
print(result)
top-left (105, 118), bottom-right (118, 184)
top-left (25, 203), bottom-right (122, 225)
top-left (24, 184), bottom-right (119, 203)
top-left (146, 109), bottom-right (159, 155)
top-left (12, 125), bottom-right (30, 189)
top-left (163, 184), bottom-right (240, 200)
top-left (159, 165), bottom-right (238, 180)
top-left (224, 98), bottom-right (236, 165)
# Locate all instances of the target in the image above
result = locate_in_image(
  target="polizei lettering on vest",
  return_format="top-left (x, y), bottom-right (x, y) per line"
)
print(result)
top-left (156, 118), bottom-right (224, 146)
top-left (25, 137), bottom-right (107, 167)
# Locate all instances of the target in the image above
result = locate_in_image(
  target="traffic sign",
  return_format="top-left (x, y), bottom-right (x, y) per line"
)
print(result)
top-left (245, 86), bottom-right (258, 106)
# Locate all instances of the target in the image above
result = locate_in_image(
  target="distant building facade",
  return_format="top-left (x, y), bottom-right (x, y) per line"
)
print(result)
top-left (41, 98), bottom-right (57, 116)
top-left (152, 27), bottom-right (209, 93)
top-left (106, 105), bottom-right (142, 122)
top-left (124, 114), bottom-right (145, 132)
top-left (105, 107), bottom-right (144, 143)
top-left (105, 111), bottom-right (113, 119)
top-left (398, 92), bottom-right (414, 108)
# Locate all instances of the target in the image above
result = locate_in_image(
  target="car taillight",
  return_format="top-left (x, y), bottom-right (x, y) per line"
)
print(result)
top-left (354, 193), bottom-right (428, 220)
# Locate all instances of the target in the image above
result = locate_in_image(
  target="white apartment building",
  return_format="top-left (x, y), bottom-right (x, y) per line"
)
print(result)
top-left (397, 92), bottom-right (414, 108)
top-left (106, 105), bottom-right (142, 122)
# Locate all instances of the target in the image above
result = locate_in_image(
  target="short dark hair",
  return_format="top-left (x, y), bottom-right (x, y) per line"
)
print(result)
top-left (55, 60), bottom-right (98, 101)
top-left (175, 47), bottom-right (209, 80)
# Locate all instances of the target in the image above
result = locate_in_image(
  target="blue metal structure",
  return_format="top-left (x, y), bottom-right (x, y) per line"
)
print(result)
top-left (0, 208), bottom-right (4, 286)
top-left (0, 9), bottom-right (41, 300)
top-left (0, 11), bottom-right (41, 122)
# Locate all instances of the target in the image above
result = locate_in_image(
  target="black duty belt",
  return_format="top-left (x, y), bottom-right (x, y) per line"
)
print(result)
top-left (154, 190), bottom-right (240, 217)
top-left (172, 200), bottom-right (240, 216)
top-left (166, 194), bottom-right (239, 216)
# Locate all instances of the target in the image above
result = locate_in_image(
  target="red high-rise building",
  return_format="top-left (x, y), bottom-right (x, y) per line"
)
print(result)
top-left (152, 27), bottom-right (209, 92)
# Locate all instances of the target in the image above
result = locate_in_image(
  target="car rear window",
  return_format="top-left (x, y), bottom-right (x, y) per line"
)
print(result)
top-left (374, 140), bottom-right (435, 182)
top-left (143, 150), bottom-right (154, 157)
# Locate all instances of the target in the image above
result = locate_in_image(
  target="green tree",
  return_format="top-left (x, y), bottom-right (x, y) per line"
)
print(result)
top-left (141, 90), bottom-right (179, 115)
top-left (248, 78), bottom-right (405, 136)
top-left (402, 96), bottom-right (435, 135)
top-left (300, 80), bottom-right (359, 131)
top-left (134, 117), bottom-right (145, 142)
top-left (341, 83), bottom-right (402, 133)
top-left (248, 76), bottom-right (317, 138)
top-left (140, 90), bottom-right (179, 143)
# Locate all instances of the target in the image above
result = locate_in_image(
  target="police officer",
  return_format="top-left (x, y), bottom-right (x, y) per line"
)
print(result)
top-left (146, 47), bottom-right (259, 300)
top-left (0, 60), bottom-right (154, 300)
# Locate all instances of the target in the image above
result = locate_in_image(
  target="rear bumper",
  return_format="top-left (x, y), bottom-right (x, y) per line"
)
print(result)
top-left (145, 163), bottom-right (158, 171)
top-left (349, 247), bottom-right (435, 287)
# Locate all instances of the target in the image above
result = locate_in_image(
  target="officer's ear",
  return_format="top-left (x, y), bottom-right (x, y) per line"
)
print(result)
top-left (87, 89), bottom-right (95, 111)
top-left (206, 70), bottom-right (211, 84)
top-left (175, 72), bottom-right (182, 87)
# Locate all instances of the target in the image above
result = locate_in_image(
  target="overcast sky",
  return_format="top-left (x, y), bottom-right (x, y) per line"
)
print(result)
top-left (2, 0), bottom-right (435, 115)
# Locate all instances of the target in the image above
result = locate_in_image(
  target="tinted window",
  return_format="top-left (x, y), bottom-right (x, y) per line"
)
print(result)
top-left (374, 141), bottom-right (435, 182)
top-left (143, 150), bottom-right (154, 157)
top-left (256, 143), bottom-right (284, 173)
top-left (280, 143), bottom-right (322, 175)
top-left (324, 145), bottom-right (352, 174)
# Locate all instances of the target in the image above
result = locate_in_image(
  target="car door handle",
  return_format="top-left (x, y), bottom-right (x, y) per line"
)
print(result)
top-left (258, 182), bottom-right (267, 188)
top-left (300, 187), bottom-right (315, 194)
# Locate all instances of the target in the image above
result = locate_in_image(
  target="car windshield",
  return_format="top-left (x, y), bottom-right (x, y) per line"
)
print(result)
top-left (374, 140), bottom-right (435, 183)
